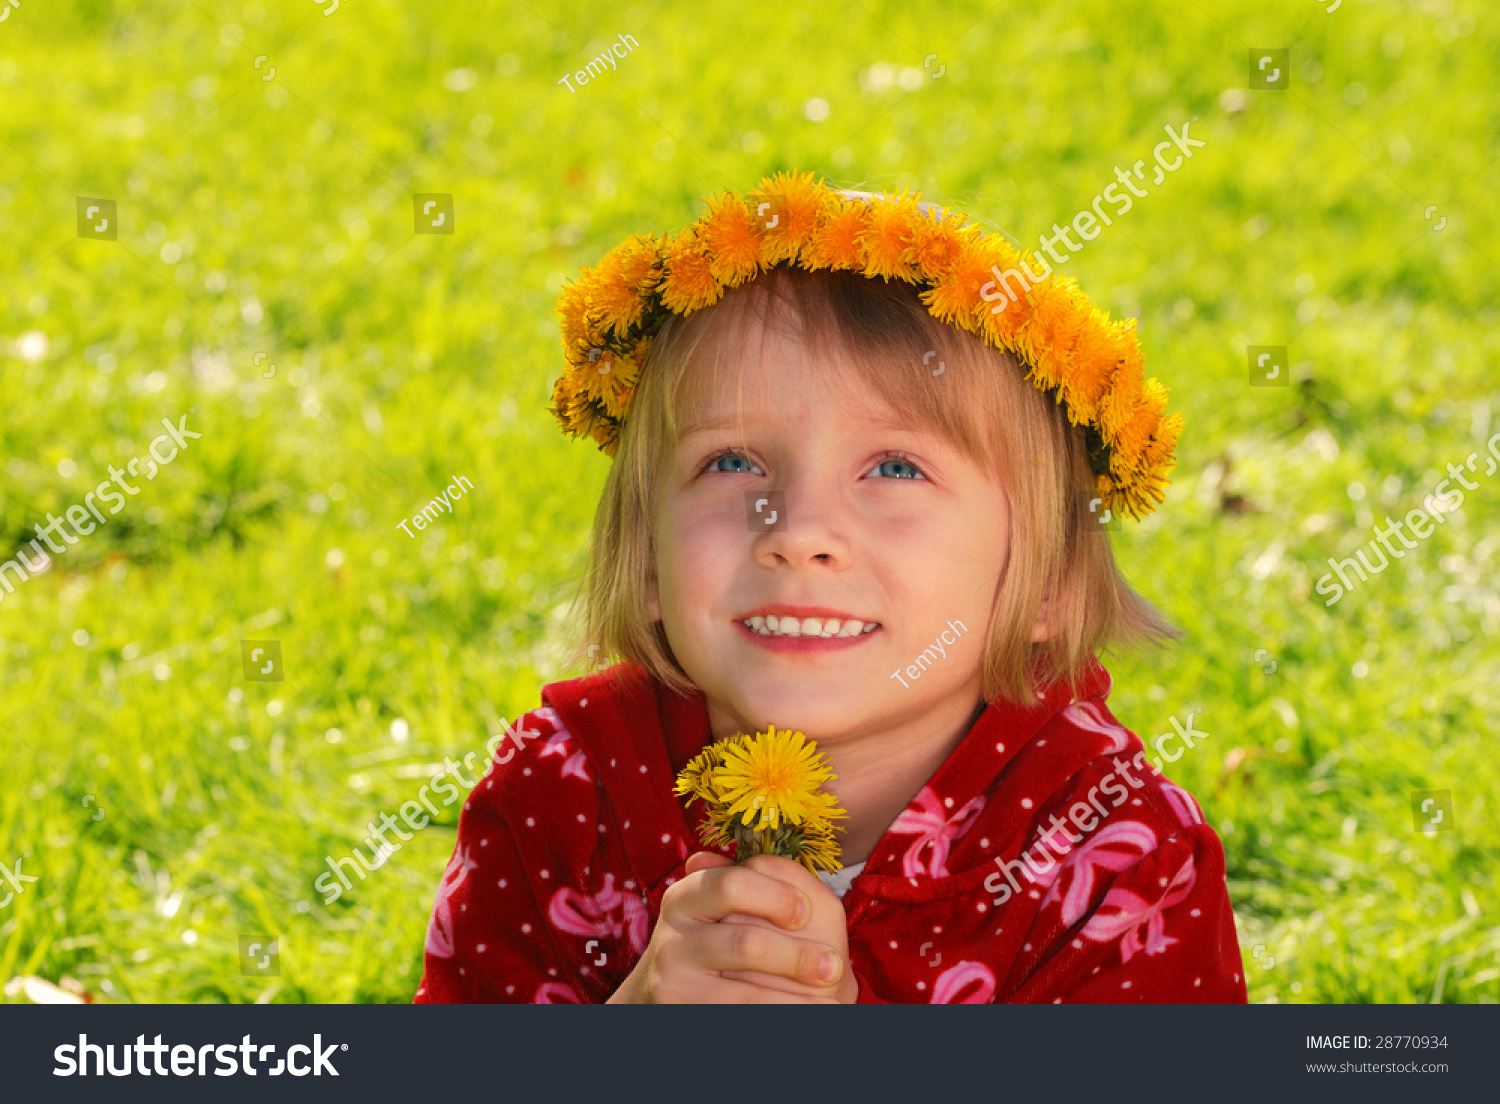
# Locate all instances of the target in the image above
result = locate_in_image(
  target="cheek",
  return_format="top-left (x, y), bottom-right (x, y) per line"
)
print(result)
top-left (657, 503), bottom-right (739, 604)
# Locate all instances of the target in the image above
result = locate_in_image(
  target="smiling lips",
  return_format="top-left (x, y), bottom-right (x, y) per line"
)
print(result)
top-left (735, 606), bottom-right (881, 640)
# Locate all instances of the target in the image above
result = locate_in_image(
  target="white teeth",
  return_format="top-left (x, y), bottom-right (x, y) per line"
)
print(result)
top-left (742, 616), bottom-right (879, 637)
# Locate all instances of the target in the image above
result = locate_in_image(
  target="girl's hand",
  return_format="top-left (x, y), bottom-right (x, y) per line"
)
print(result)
top-left (606, 850), bottom-right (847, 1003)
top-left (714, 852), bottom-right (860, 1004)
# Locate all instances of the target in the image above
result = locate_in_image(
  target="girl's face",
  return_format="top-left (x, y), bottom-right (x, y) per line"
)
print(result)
top-left (645, 316), bottom-right (1034, 745)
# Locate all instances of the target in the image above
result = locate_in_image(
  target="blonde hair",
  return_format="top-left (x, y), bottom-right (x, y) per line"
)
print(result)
top-left (562, 265), bottom-right (1180, 705)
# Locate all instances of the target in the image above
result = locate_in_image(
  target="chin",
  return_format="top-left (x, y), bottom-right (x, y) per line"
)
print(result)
top-left (731, 684), bottom-right (858, 733)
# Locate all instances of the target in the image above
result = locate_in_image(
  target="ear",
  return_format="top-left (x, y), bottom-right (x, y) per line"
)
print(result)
top-left (1030, 588), bottom-right (1054, 643)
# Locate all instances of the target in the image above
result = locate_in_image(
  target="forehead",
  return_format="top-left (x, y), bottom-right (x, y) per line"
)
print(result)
top-left (675, 311), bottom-right (917, 438)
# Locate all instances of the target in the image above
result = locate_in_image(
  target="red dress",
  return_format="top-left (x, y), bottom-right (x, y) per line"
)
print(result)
top-left (413, 657), bottom-right (1247, 1003)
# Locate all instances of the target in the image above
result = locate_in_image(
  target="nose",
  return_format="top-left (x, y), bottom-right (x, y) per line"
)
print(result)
top-left (751, 481), bottom-right (851, 570)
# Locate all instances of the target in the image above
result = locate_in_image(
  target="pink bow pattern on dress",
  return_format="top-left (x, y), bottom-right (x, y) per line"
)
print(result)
top-left (547, 872), bottom-right (650, 958)
top-left (424, 844), bottom-right (480, 959)
top-left (1080, 852), bottom-right (1197, 962)
top-left (538, 727), bottom-right (594, 782)
top-left (1059, 700), bottom-right (1132, 757)
top-left (888, 788), bottom-right (986, 878)
top-left (1042, 820), bottom-right (1159, 926)
top-left (930, 960), bottom-right (997, 1004)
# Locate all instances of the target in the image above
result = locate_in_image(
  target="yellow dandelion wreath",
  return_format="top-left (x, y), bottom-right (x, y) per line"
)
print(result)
top-left (551, 170), bottom-right (1181, 520)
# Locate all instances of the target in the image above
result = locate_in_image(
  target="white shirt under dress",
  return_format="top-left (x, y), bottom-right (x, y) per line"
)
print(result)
top-left (815, 860), bottom-right (867, 899)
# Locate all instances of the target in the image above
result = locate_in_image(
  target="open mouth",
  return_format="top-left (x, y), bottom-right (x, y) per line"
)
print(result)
top-left (738, 615), bottom-right (881, 639)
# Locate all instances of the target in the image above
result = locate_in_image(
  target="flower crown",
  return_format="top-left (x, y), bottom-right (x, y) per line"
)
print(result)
top-left (550, 171), bottom-right (1181, 520)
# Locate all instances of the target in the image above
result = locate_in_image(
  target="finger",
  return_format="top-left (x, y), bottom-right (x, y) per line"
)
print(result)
top-left (687, 862), bottom-right (811, 930)
top-left (741, 853), bottom-right (831, 898)
top-left (719, 965), bottom-right (841, 999)
top-left (684, 850), bottom-right (734, 876)
top-left (693, 920), bottom-right (840, 987)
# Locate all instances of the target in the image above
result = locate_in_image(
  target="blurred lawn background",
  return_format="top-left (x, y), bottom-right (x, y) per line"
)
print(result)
top-left (1, 0), bottom-right (1496, 1003)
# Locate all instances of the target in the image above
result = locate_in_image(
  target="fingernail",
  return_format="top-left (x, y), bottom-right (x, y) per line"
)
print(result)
top-left (794, 895), bottom-right (810, 928)
top-left (818, 952), bottom-right (841, 983)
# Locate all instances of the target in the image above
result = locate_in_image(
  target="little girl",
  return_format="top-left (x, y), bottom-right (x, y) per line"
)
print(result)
top-left (413, 172), bottom-right (1246, 1004)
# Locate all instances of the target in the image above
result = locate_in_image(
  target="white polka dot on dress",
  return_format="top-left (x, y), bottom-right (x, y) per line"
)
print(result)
top-left (995, 743), bottom-right (1005, 753)
top-left (944, 797), bottom-right (953, 808)
top-left (521, 923), bottom-right (531, 933)
top-left (476, 944), bottom-right (486, 953)
top-left (1037, 739), bottom-right (1046, 746)
top-left (660, 833), bottom-right (671, 844)
top-left (980, 838), bottom-right (990, 848)
top-left (578, 814), bottom-right (586, 822)
top-left (889, 940), bottom-right (898, 949)
top-left (1053, 997), bottom-right (1062, 1004)
top-left (580, 698), bottom-right (587, 707)
top-left (1121, 980), bottom-right (1131, 989)
top-left (1021, 798), bottom-right (1033, 809)
top-left (976, 903), bottom-right (987, 912)
top-left (498, 878), bottom-right (507, 887)
top-left (481, 838), bottom-right (488, 847)
top-left (1194, 977), bottom-right (1202, 987)
top-left (1023, 943), bottom-right (1031, 952)
top-left (506, 985), bottom-right (515, 994)
top-left (1190, 908), bottom-right (1201, 917)
top-left (639, 765), bottom-right (647, 773)
top-left (526, 817), bottom-right (535, 827)
top-left (540, 869), bottom-right (549, 879)
top-left (459, 968), bottom-right (465, 976)
top-left (916, 981), bottom-right (926, 990)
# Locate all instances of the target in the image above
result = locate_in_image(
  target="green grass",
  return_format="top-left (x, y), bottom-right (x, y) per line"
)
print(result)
top-left (1, 0), bottom-right (1497, 1003)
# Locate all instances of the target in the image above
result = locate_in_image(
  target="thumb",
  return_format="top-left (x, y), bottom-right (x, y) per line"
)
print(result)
top-left (684, 850), bottom-right (735, 875)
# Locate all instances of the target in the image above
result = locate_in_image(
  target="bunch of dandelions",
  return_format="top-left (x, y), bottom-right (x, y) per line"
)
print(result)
top-left (673, 724), bottom-right (847, 875)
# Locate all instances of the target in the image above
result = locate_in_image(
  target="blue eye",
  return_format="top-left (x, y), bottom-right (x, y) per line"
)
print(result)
top-left (870, 455), bottom-right (925, 480)
top-left (705, 451), bottom-right (764, 475)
